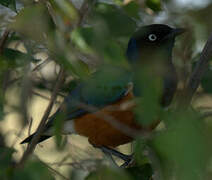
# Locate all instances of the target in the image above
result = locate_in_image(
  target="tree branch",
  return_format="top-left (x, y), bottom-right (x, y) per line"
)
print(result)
top-left (0, 29), bottom-right (10, 54)
top-left (17, 68), bottom-right (65, 168)
top-left (0, 30), bottom-right (11, 95)
top-left (178, 32), bottom-right (212, 108)
top-left (77, 0), bottom-right (97, 26)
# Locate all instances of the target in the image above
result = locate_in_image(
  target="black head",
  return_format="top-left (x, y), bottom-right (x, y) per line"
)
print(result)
top-left (126, 24), bottom-right (185, 64)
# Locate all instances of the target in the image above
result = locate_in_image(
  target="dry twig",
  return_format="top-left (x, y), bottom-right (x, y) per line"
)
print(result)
top-left (0, 29), bottom-right (10, 54)
top-left (36, 156), bottom-right (70, 180)
top-left (17, 68), bottom-right (65, 168)
top-left (178, 32), bottom-right (212, 107)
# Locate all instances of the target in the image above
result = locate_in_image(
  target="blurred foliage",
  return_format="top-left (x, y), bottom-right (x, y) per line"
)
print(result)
top-left (146, 0), bottom-right (162, 12)
top-left (0, 147), bottom-right (15, 178)
top-left (1, 48), bottom-right (40, 68)
top-left (133, 68), bottom-right (163, 126)
top-left (126, 163), bottom-right (153, 180)
top-left (85, 166), bottom-right (132, 180)
top-left (12, 160), bottom-right (54, 180)
top-left (0, 146), bottom-right (54, 180)
top-left (85, 164), bottom-right (153, 180)
top-left (151, 110), bottom-right (210, 180)
top-left (0, 0), bottom-right (212, 179)
top-left (0, 0), bottom-right (16, 12)
top-left (201, 65), bottom-right (212, 93)
top-left (123, 1), bottom-right (140, 19)
top-left (90, 3), bottom-right (136, 38)
top-left (10, 4), bottom-right (55, 42)
top-left (53, 112), bottom-right (67, 149)
top-left (50, 0), bottom-right (79, 24)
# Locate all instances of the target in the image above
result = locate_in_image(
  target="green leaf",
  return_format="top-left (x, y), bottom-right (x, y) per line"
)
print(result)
top-left (151, 111), bottom-right (209, 180)
top-left (103, 41), bottom-right (127, 65)
top-left (133, 139), bottom-right (148, 165)
top-left (0, 147), bottom-right (15, 179)
top-left (3, 48), bottom-right (40, 64)
top-left (145, 0), bottom-right (162, 12)
top-left (49, 0), bottom-right (79, 24)
top-left (0, 0), bottom-right (17, 12)
top-left (92, 3), bottom-right (136, 38)
top-left (71, 27), bottom-right (96, 54)
top-left (86, 166), bottom-right (132, 180)
top-left (113, 0), bottom-right (123, 6)
top-left (0, 48), bottom-right (41, 72)
top-left (10, 4), bottom-right (55, 42)
top-left (133, 67), bottom-right (163, 126)
top-left (13, 160), bottom-right (54, 180)
top-left (71, 26), bottom-right (128, 66)
top-left (123, 1), bottom-right (140, 19)
top-left (126, 164), bottom-right (153, 180)
top-left (62, 79), bottom-right (78, 93)
top-left (0, 147), bottom-right (15, 168)
top-left (53, 112), bottom-right (66, 150)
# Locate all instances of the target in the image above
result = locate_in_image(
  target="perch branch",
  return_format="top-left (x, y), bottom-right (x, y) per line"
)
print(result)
top-left (178, 32), bottom-right (212, 107)
top-left (17, 68), bottom-right (65, 168)
top-left (0, 29), bottom-right (10, 54)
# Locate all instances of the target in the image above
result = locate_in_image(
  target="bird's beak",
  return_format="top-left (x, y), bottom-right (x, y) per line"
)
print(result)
top-left (163, 27), bottom-right (186, 41)
top-left (172, 28), bottom-right (186, 36)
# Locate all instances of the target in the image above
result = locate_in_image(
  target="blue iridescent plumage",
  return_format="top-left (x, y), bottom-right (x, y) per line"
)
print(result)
top-left (126, 37), bottom-right (139, 63)
top-left (21, 24), bottom-right (183, 145)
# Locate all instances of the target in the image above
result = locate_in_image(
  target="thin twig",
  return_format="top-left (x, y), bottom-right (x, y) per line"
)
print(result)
top-left (72, 99), bottom-right (152, 139)
top-left (10, 128), bottom-right (26, 148)
top-left (0, 30), bottom-right (10, 95)
top-left (52, 159), bottom-right (102, 171)
top-left (77, 0), bottom-right (97, 26)
top-left (44, 163), bottom-right (69, 180)
top-left (32, 90), bottom-right (61, 104)
top-left (6, 57), bottom-right (51, 87)
top-left (28, 117), bottom-right (33, 136)
top-left (200, 111), bottom-right (212, 119)
top-left (0, 29), bottom-right (10, 54)
top-left (35, 155), bottom-right (69, 180)
top-left (145, 146), bottom-right (163, 180)
top-left (178, 33), bottom-right (212, 108)
top-left (17, 68), bottom-right (65, 168)
top-left (32, 57), bottom-right (51, 72)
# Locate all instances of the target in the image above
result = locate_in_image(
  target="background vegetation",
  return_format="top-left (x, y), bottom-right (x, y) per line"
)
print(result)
top-left (0, 0), bottom-right (212, 179)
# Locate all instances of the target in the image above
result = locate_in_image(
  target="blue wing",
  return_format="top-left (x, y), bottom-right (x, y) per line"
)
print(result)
top-left (46, 66), bottom-right (132, 127)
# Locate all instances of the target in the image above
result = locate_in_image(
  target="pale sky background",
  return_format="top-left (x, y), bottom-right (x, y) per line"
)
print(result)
top-left (176, 0), bottom-right (210, 6)
top-left (175, 0), bottom-right (211, 9)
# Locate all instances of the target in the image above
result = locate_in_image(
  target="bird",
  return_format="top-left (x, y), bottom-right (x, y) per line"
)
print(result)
top-left (21, 24), bottom-right (184, 167)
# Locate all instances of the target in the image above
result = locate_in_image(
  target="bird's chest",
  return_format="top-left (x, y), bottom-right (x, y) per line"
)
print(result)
top-left (73, 92), bottom-right (157, 147)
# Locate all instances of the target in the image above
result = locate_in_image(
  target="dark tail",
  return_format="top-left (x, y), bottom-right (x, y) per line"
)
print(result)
top-left (20, 133), bottom-right (51, 144)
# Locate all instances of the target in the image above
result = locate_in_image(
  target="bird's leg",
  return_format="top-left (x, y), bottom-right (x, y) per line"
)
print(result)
top-left (97, 146), bottom-right (133, 168)
top-left (101, 149), bottom-right (118, 167)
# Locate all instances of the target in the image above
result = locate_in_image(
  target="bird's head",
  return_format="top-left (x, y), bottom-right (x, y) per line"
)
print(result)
top-left (126, 24), bottom-right (185, 65)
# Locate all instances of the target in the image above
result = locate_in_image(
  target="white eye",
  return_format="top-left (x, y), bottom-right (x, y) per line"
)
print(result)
top-left (148, 34), bottom-right (157, 41)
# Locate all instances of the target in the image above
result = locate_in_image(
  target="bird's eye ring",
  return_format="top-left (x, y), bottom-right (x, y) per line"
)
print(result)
top-left (148, 34), bottom-right (157, 41)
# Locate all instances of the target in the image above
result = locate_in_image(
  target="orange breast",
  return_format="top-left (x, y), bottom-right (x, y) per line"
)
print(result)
top-left (74, 92), bottom-right (158, 147)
